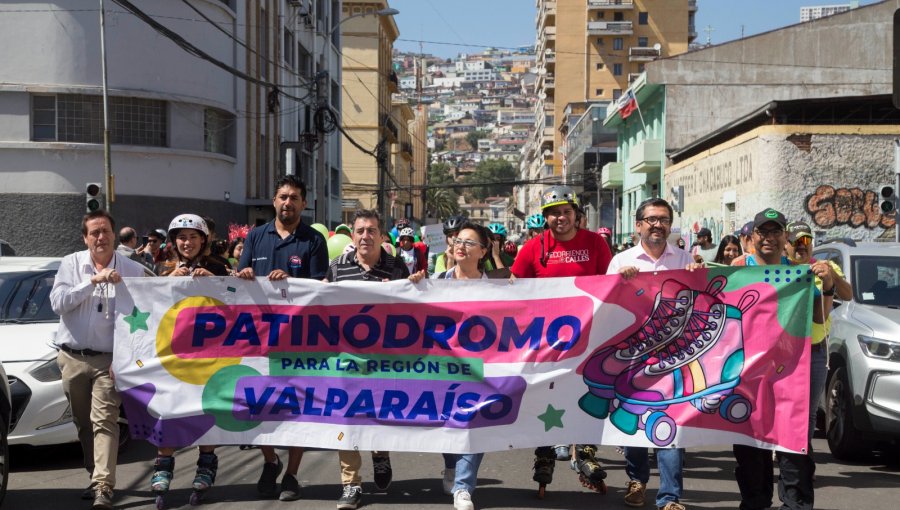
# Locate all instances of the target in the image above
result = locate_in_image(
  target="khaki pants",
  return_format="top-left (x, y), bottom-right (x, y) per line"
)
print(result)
top-left (338, 450), bottom-right (389, 485)
top-left (58, 350), bottom-right (121, 489)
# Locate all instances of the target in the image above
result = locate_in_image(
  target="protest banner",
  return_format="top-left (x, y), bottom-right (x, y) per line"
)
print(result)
top-left (112, 267), bottom-right (813, 454)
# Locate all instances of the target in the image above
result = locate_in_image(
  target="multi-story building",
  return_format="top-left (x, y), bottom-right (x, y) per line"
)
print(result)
top-left (524, 0), bottom-right (695, 222)
top-left (800, 2), bottom-right (858, 22)
top-left (0, 0), bottom-right (343, 255)
top-left (340, 0), bottom-right (400, 223)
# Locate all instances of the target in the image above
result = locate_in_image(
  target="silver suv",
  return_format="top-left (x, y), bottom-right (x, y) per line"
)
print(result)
top-left (813, 241), bottom-right (900, 459)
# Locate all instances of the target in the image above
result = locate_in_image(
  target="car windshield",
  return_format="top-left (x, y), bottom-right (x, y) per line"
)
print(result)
top-left (0, 270), bottom-right (59, 323)
top-left (852, 256), bottom-right (900, 308)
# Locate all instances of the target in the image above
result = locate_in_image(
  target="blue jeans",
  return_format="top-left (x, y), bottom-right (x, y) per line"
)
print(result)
top-left (442, 453), bottom-right (484, 494)
top-left (625, 447), bottom-right (683, 506)
top-left (809, 345), bottom-right (827, 441)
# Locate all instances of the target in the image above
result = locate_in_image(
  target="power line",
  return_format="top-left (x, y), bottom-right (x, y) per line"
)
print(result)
top-left (110, 0), bottom-right (313, 102)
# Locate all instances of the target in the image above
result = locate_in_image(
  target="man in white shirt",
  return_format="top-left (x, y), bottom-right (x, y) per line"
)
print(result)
top-left (50, 210), bottom-right (148, 510)
top-left (606, 198), bottom-right (700, 510)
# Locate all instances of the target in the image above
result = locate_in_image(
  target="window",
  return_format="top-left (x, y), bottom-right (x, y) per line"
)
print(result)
top-left (32, 95), bottom-right (56, 141)
top-left (613, 63), bottom-right (623, 76)
top-left (204, 108), bottom-right (236, 156)
top-left (638, 36), bottom-right (649, 47)
top-left (595, 63), bottom-right (605, 70)
top-left (613, 12), bottom-right (624, 21)
top-left (638, 63), bottom-right (645, 72)
top-left (638, 12), bottom-right (649, 25)
top-left (595, 88), bottom-right (604, 96)
top-left (298, 44), bottom-right (312, 77)
top-left (32, 94), bottom-right (167, 147)
top-left (596, 12), bottom-right (604, 19)
top-left (284, 29), bottom-right (295, 68)
top-left (613, 38), bottom-right (624, 50)
top-left (613, 89), bottom-right (622, 100)
top-left (330, 167), bottom-right (340, 197)
top-left (596, 37), bottom-right (604, 46)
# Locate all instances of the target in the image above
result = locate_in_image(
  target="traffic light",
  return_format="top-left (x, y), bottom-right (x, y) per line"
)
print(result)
top-left (85, 182), bottom-right (102, 212)
top-left (880, 185), bottom-right (896, 214)
top-left (670, 185), bottom-right (685, 214)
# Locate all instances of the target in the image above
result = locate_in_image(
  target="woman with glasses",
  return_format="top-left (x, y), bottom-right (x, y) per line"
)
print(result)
top-left (434, 221), bottom-right (501, 510)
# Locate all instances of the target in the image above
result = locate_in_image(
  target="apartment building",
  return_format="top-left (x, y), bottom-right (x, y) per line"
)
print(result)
top-left (340, 0), bottom-right (400, 222)
top-left (800, 2), bottom-right (858, 22)
top-left (522, 0), bottom-right (695, 216)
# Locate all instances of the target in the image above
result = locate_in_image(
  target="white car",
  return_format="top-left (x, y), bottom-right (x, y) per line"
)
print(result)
top-left (1, 359), bottom-right (11, 505)
top-left (0, 257), bottom-right (79, 447)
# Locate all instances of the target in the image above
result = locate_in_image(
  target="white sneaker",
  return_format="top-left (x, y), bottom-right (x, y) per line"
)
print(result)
top-left (453, 489), bottom-right (475, 510)
top-left (442, 468), bottom-right (455, 494)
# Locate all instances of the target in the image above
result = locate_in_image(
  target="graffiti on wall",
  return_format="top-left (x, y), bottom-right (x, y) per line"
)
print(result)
top-left (805, 185), bottom-right (896, 229)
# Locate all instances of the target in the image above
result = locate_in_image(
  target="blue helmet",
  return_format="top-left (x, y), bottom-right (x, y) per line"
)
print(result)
top-left (526, 214), bottom-right (546, 230)
top-left (487, 223), bottom-right (508, 237)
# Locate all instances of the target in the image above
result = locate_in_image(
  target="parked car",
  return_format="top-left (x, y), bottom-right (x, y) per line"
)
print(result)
top-left (812, 240), bottom-right (900, 459)
top-left (0, 257), bottom-right (78, 448)
top-left (0, 361), bottom-right (11, 506)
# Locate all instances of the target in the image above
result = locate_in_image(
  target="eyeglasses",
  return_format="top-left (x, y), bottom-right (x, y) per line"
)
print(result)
top-left (793, 236), bottom-right (812, 247)
top-left (147, 239), bottom-right (160, 244)
top-left (639, 216), bottom-right (672, 226)
top-left (452, 238), bottom-right (484, 249)
top-left (754, 228), bottom-right (784, 238)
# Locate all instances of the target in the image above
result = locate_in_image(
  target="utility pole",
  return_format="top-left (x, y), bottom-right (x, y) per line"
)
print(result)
top-left (313, 1), bottom-right (327, 226)
top-left (99, 0), bottom-right (113, 211)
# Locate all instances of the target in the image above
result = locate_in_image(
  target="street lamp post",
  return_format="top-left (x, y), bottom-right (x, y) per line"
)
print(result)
top-left (327, 7), bottom-right (399, 222)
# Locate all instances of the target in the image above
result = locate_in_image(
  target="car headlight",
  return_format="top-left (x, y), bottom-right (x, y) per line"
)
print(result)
top-left (29, 358), bottom-right (62, 382)
top-left (858, 335), bottom-right (900, 362)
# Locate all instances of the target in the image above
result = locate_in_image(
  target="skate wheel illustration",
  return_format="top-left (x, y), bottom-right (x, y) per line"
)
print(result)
top-left (645, 411), bottom-right (676, 447)
top-left (579, 393), bottom-right (611, 419)
top-left (720, 394), bottom-right (752, 423)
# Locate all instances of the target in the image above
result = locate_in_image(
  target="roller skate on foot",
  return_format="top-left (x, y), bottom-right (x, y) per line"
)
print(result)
top-left (572, 444), bottom-right (607, 494)
top-left (190, 452), bottom-right (218, 505)
top-left (151, 455), bottom-right (175, 509)
top-left (533, 446), bottom-right (556, 498)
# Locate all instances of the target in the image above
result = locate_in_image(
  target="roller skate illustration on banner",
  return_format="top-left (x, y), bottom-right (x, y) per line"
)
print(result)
top-left (578, 277), bottom-right (725, 419)
top-left (579, 276), bottom-right (759, 446)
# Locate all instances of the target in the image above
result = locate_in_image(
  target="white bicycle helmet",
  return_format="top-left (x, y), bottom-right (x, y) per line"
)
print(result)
top-left (398, 227), bottom-right (415, 239)
top-left (167, 214), bottom-right (209, 240)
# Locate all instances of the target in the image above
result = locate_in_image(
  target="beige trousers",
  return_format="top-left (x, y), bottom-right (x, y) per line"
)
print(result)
top-left (58, 350), bottom-right (121, 489)
top-left (338, 450), bottom-right (390, 485)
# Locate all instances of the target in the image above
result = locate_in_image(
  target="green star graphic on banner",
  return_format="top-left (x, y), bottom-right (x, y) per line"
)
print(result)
top-left (124, 306), bottom-right (150, 333)
top-left (537, 404), bottom-right (565, 431)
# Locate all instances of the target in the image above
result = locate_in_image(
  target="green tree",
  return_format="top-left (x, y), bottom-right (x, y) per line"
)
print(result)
top-left (426, 162), bottom-right (460, 218)
top-left (465, 130), bottom-right (489, 151)
top-left (464, 159), bottom-right (518, 201)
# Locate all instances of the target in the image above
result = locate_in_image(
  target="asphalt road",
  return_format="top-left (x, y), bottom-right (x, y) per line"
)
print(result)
top-left (5, 435), bottom-right (899, 509)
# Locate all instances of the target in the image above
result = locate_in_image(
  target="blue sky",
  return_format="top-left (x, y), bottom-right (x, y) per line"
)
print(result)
top-left (391, 0), bottom-right (880, 58)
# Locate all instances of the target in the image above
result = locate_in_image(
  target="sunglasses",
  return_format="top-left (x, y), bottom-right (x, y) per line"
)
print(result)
top-left (793, 236), bottom-right (812, 247)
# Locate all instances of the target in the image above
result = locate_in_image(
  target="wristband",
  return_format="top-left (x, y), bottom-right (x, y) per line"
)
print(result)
top-left (823, 286), bottom-right (835, 296)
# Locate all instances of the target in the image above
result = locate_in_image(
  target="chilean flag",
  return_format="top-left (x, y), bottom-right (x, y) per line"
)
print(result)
top-left (617, 90), bottom-right (638, 119)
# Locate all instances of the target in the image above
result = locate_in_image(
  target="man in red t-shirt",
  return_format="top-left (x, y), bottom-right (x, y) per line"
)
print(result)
top-left (511, 185), bottom-right (612, 493)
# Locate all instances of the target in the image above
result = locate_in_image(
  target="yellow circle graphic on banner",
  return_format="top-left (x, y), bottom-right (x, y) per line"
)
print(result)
top-left (156, 296), bottom-right (241, 384)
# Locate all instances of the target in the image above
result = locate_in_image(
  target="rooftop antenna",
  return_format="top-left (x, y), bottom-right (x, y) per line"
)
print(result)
top-left (704, 25), bottom-right (716, 46)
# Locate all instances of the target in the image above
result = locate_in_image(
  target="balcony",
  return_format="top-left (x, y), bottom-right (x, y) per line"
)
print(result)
top-left (388, 71), bottom-right (400, 93)
top-left (628, 46), bottom-right (660, 62)
top-left (628, 72), bottom-right (642, 84)
top-left (544, 74), bottom-right (556, 89)
top-left (380, 113), bottom-right (399, 143)
top-left (542, 50), bottom-right (556, 65)
top-left (537, 1), bottom-right (556, 33)
top-left (401, 141), bottom-right (413, 158)
top-left (601, 162), bottom-right (623, 188)
top-left (588, 0), bottom-right (634, 9)
top-left (587, 21), bottom-right (633, 36)
top-left (688, 23), bottom-right (698, 41)
top-left (627, 139), bottom-right (662, 174)
top-left (688, 0), bottom-right (697, 12)
top-left (541, 25), bottom-right (556, 41)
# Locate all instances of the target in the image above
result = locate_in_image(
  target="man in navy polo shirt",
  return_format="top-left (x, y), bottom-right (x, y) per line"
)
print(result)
top-left (237, 174), bottom-right (328, 501)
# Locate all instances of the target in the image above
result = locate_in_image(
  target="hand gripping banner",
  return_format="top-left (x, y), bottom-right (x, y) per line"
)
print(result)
top-left (112, 266), bottom-right (813, 454)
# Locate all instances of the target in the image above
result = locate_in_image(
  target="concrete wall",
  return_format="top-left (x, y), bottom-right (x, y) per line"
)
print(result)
top-left (651, 0), bottom-right (896, 151)
top-left (666, 125), bottom-right (900, 244)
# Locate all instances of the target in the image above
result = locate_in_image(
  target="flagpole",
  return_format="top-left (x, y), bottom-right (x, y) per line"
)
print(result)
top-left (634, 93), bottom-right (647, 132)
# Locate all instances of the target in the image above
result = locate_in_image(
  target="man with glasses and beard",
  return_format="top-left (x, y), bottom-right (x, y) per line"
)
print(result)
top-left (605, 198), bottom-right (701, 510)
top-left (730, 209), bottom-right (837, 510)
top-left (236, 174), bottom-right (329, 501)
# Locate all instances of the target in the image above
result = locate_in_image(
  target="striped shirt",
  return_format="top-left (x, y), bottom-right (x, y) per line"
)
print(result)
top-left (326, 248), bottom-right (410, 282)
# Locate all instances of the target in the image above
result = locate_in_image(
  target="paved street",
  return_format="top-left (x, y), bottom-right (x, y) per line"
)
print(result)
top-left (6, 435), bottom-right (899, 509)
